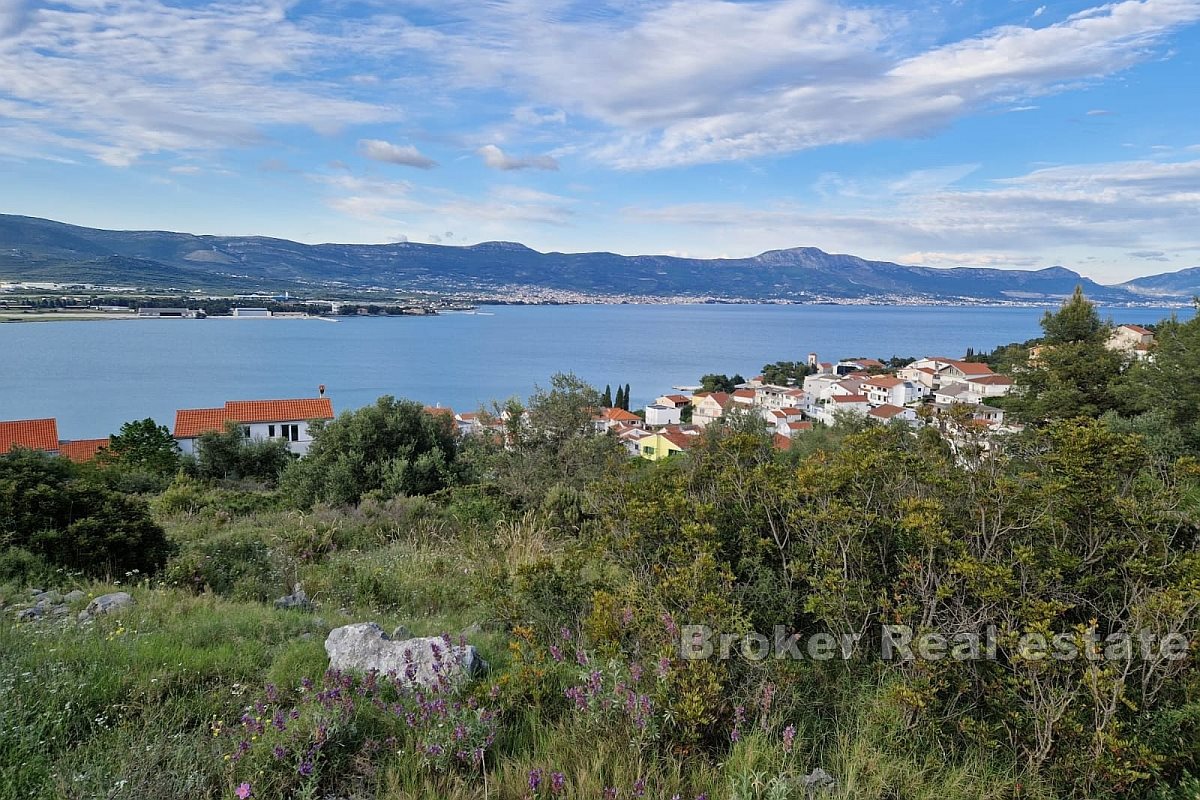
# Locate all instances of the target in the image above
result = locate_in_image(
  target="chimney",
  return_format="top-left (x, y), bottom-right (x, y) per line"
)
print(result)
top-left (807, 352), bottom-right (818, 369)
top-left (318, 384), bottom-right (326, 397)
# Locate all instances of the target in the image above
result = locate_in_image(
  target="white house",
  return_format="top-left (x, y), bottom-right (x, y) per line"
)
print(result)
top-left (862, 376), bottom-right (922, 407)
top-left (868, 404), bottom-right (918, 425)
top-left (963, 374), bottom-right (1014, 402)
top-left (174, 397), bottom-right (334, 456)
top-left (693, 393), bottom-right (733, 427)
top-left (645, 403), bottom-right (683, 426)
top-left (1108, 324), bottom-right (1155, 359)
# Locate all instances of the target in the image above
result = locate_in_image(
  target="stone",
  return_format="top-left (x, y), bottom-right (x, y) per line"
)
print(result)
top-left (324, 622), bottom-right (488, 691)
top-left (28, 588), bottom-right (44, 596)
top-left (78, 591), bottom-right (134, 622)
top-left (802, 767), bottom-right (836, 798)
top-left (33, 590), bottom-right (62, 605)
top-left (16, 606), bottom-right (45, 622)
top-left (274, 584), bottom-right (312, 611)
top-left (391, 624), bottom-right (412, 640)
top-left (64, 590), bottom-right (86, 603)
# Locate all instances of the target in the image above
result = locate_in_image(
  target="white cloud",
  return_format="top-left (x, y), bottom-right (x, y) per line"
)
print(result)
top-left (900, 251), bottom-right (1046, 268)
top-left (358, 139), bottom-right (438, 169)
top-left (621, 157), bottom-right (1200, 279)
top-left (478, 144), bottom-right (558, 171)
top-left (423, 0), bottom-right (1200, 167)
top-left (0, 0), bottom-right (30, 38)
top-left (0, 1), bottom-right (403, 164)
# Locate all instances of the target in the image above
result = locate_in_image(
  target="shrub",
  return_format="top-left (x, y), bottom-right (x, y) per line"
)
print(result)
top-left (0, 448), bottom-right (171, 578)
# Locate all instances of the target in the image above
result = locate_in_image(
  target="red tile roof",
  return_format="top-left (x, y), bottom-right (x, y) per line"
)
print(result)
top-left (947, 360), bottom-right (994, 376)
top-left (831, 394), bottom-right (869, 404)
top-left (58, 438), bottom-right (110, 462)
top-left (787, 421), bottom-right (813, 431)
top-left (1120, 324), bottom-right (1153, 335)
top-left (732, 389), bottom-right (756, 399)
top-left (603, 407), bottom-right (642, 423)
top-left (174, 408), bottom-right (227, 438)
top-left (0, 418), bottom-right (60, 454)
top-left (424, 405), bottom-right (456, 417)
top-left (868, 404), bottom-right (907, 419)
top-left (174, 398), bottom-right (334, 438)
top-left (772, 433), bottom-right (793, 451)
top-left (225, 398), bottom-right (334, 424)
top-left (660, 430), bottom-right (697, 450)
top-left (865, 376), bottom-right (903, 388)
top-left (967, 374), bottom-right (1013, 386)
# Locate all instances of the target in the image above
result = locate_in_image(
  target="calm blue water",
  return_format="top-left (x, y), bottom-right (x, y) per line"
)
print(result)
top-left (0, 304), bottom-right (1190, 439)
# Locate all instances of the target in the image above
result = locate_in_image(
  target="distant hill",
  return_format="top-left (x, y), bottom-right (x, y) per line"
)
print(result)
top-left (0, 213), bottom-right (1177, 304)
top-left (1122, 267), bottom-right (1200, 301)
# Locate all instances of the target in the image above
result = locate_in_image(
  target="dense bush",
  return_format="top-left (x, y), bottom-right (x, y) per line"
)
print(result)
top-left (0, 448), bottom-right (171, 578)
top-left (282, 396), bottom-right (459, 507)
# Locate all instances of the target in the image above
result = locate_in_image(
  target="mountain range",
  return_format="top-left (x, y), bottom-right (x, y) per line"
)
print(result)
top-left (1, 213), bottom-right (1197, 304)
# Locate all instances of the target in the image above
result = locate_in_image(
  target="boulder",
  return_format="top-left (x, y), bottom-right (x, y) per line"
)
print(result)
top-left (324, 622), bottom-right (488, 691)
top-left (16, 606), bottom-right (45, 622)
top-left (802, 767), bottom-right (836, 798)
top-left (33, 590), bottom-right (62, 605)
top-left (64, 590), bottom-right (86, 603)
top-left (78, 592), bottom-right (134, 622)
top-left (274, 584), bottom-right (312, 611)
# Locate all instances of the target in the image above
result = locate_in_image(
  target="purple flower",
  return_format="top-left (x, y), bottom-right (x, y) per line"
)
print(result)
top-left (298, 761), bottom-right (314, 777)
top-left (235, 783), bottom-right (252, 799)
top-left (782, 723), bottom-right (796, 754)
top-left (550, 644), bottom-right (563, 662)
top-left (528, 768), bottom-right (543, 792)
top-left (551, 772), bottom-right (566, 794)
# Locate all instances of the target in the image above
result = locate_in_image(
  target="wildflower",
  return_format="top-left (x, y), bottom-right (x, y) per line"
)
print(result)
top-left (633, 777), bottom-right (647, 797)
top-left (782, 724), bottom-right (796, 754)
top-left (549, 644), bottom-right (563, 662)
top-left (528, 768), bottom-right (543, 792)
top-left (551, 772), bottom-right (566, 794)
top-left (235, 783), bottom-right (252, 799)
top-left (298, 761), bottom-right (314, 777)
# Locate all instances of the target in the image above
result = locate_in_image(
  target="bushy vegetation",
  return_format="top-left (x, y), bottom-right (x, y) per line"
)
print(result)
top-left (2, 297), bottom-right (1199, 799)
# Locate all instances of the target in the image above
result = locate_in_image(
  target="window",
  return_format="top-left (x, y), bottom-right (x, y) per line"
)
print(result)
top-left (268, 425), bottom-right (276, 437)
top-left (241, 426), bottom-right (251, 438)
top-left (644, 446), bottom-right (656, 455)
top-left (283, 424), bottom-right (299, 442)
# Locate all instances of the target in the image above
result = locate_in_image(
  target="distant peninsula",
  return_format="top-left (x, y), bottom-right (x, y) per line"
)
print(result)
top-left (1, 213), bottom-right (1196, 306)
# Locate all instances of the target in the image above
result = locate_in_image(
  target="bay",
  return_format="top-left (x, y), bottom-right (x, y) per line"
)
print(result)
top-left (0, 304), bottom-right (1190, 439)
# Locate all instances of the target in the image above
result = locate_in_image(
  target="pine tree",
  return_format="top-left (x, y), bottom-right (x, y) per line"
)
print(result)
top-left (622, 383), bottom-right (631, 411)
top-left (602, 384), bottom-right (613, 408)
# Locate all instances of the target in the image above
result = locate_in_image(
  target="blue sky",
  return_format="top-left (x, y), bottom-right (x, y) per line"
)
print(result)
top-left (1, 0), bottom-right (1199, 283)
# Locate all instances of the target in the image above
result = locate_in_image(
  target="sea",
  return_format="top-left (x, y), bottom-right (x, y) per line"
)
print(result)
top-left (0, 303), bottom-right (1192, 440)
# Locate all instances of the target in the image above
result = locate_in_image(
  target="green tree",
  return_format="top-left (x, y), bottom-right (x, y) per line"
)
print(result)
top-left (602, 384), bottom-right (613, 408)
top-left (101, 417), bottom-right (180, 478)
top-left (194, 423), bottom-right (293, 484)
top-left (699, 373), bottom-right (744, 394)
top-left (283, 397), bottom-right (457, 507)
top-left (1120, 301), bottom-right (1200, 449)
top-left (0, 448), bottom-right (171, 577)
top-left (614, 384), bottom-right (625, 411)
top-left (622, 383), bottom-right (631, 411)
top-left (1008, 287), bottom-right (1127, 422)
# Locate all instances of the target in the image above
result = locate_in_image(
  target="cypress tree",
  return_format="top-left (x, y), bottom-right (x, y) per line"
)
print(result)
top-left (614, 385), bottom-right (625, 410)
top-left (622, 383), bottom-right (632, 411)
top-left (602, 384), bottom-right (613, 408)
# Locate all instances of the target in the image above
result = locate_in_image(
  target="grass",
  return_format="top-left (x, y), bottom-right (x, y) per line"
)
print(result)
top-left (0, 505), bottom-right (1052, 800)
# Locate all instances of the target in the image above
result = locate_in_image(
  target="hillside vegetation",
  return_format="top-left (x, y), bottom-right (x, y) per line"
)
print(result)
top-left (2, 294), bottom-right (1199, 800)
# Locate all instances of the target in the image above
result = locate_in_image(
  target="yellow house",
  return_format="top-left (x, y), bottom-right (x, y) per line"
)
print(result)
top-left (637, 430), bottom-right (696, 461)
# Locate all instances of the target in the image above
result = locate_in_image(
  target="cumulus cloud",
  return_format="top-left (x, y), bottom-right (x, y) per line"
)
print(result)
top-left (358, 139), bottom-right (438, 169)
top-left (478, 144), bottom-right (558, 171)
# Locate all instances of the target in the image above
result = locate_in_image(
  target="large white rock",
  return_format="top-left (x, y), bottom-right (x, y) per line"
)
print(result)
top-left (324, 622), bottom-right (488, 691)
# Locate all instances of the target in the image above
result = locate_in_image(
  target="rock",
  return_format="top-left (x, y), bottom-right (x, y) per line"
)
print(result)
top-left (802, 767), bottom-right (836, 798)
top-left (33, 590), bottom-right (62, 605)
top-left (16, 606), bottom-right (45, 622)
top-left (28, 588), bottom-right (44, 596)
top-left (391, 624), bottom-right (412, 640)
top-left (78, 591), bottom-right (134, 622)
top-left (64, 590), bottom-right (86, 603)
top-left (274, 584), bottom-right (312, 611)
top-left (50, 604), bottom-right (70, 617)
top-left (325, 622), bottom-right (488, 691)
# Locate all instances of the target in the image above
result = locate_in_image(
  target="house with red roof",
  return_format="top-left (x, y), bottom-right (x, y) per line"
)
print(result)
top-left (863, 375), bottom-right (923, 407)
top-left (693, 392), bottom-right (733, 427)
top-left (58, 438), bottom-right (111, 463)
top-left (0, 418), bottom-right (60, 455)
top-left (173, 397), bottom-right (334, 456)
top-left (868, 404), bottom-right (917, 425)
top-left (1108, 324), bottom-right (1156, 359)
